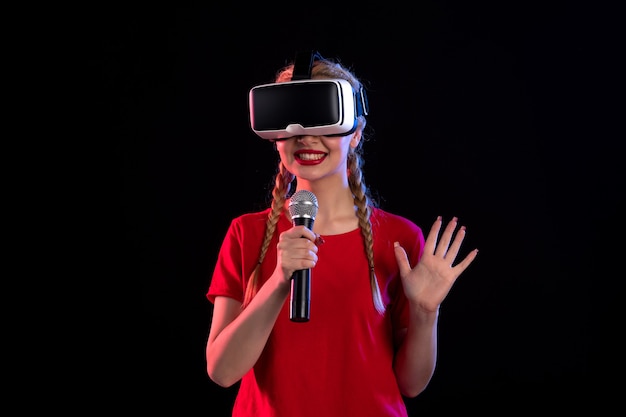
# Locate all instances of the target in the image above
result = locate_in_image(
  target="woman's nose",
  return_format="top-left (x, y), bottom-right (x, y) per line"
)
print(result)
top-left (296, 135), bottom-right (317, 143)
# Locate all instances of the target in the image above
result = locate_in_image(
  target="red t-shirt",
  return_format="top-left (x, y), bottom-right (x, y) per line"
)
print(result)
top-left (207, 207), bottom-right (425, 417)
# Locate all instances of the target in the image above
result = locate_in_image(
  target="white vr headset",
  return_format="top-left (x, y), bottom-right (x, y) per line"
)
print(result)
top-left (247, 51), bottom-right (369, 140)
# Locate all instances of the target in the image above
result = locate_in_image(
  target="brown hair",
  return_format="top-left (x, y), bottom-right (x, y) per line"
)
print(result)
top-left (243, 57), bottom-right (386, 315)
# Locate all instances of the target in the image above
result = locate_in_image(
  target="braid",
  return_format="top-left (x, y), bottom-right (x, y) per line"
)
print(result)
top-left (242, 161), bottom-right (295, 309)
top-left (348, 151), bottom-right (386, 315)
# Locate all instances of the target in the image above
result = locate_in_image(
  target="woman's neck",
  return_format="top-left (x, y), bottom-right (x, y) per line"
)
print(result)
top-left (291, 184), bottom-right (358, 236)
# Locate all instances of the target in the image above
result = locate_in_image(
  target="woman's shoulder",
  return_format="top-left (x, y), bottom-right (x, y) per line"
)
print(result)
top-left (371, 207), bottom-right (422, 232)
top-left (230, 207), bottom-right (273, 228)
top-left (371, 207), bottom-right (426, 255)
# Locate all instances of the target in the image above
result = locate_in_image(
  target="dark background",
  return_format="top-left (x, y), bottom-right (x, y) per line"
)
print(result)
top-left (111, 2), bottom-right (622, 415)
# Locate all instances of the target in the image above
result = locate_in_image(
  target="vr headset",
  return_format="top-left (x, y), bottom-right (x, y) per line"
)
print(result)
top-left (248, 51), bottom-right (369, 140)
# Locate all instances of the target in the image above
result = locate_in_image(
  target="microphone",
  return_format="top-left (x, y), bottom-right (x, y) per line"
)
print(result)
top-left (288, 190), bottom-right (318, 322)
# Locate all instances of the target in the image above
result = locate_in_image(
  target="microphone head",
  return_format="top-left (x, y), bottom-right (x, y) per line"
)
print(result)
top-left (288, 190), bottom-right (318, 219)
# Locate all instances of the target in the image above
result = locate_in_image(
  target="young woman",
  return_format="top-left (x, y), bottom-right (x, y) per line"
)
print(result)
top-left (205, 54), bottom-right (478, 416)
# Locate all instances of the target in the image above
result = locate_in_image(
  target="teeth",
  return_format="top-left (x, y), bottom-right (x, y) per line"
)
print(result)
top-left (298, 153), bottom-right (324, 161)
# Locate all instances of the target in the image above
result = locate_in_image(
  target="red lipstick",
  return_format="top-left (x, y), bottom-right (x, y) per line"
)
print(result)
top-left (294, 150), bottom-right (327, 165)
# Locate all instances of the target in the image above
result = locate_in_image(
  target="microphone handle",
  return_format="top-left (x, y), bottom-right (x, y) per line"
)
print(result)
top-left (290, 268), bottom-right (310, 322)
top-left (290, 216), bottom-right (313, 322)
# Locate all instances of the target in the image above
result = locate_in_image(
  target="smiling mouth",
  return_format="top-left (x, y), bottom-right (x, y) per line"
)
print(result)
top-left (296, 153), bottom-right (326, 161)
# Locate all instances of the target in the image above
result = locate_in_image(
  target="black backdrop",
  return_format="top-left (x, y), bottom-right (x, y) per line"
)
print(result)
top-left (114, 2), bottom-right (623, 415)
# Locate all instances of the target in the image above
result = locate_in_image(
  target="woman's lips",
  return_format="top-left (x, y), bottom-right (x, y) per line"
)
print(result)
top-left (294, 150), bottom-right (327, 165)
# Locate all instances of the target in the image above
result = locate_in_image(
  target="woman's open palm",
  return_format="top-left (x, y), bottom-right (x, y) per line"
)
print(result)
top-left (394, 216), bottom-right (478, 313)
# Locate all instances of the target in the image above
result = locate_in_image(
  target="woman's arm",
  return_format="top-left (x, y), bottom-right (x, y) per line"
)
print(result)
top-left (393, 216), bottom-right (478, 397)
top-left (206, 277), bottom-right (290, 387)
top-left (206, 225), bottom-right (318, 387)
top-left (392, 306), bottom-right (439, 397)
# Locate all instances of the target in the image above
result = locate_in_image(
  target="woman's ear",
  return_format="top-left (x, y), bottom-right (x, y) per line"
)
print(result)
top-left (350, 131), bottom-right (362, 148)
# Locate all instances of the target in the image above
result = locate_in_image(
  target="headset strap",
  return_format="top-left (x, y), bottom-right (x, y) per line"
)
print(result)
top-left (292, 50), bottom-right (324, 80)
